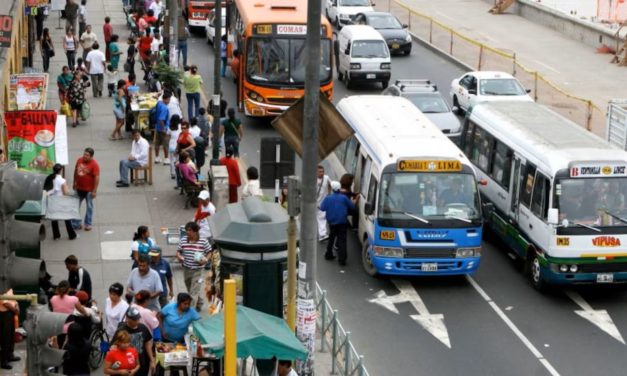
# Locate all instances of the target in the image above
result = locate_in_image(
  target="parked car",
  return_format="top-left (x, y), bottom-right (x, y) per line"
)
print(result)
top-left (205, 8), bottom-right (226, 44)
top-left (326, 0), bottom-right (374, 28)
top-left (449, 71), bottom-right (532, 114)
top-left (353, 12), bottom-right (411, 55)
top-left (383, 79), bottom-right (461, 141)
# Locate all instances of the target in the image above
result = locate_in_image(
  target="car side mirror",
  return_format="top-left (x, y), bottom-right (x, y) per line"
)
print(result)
top-left (547, 208), bottom-right (559, 225)
top-left (468, 89), bottom-right (477, 95)
top-left (364, 202), bottom-right (374, 215)
top-left (371, 2), bottom-right (376, 6)
top-left (526, 89), bottom-right (531, 93)
top-left (402, 24), bottom-right (408, 28)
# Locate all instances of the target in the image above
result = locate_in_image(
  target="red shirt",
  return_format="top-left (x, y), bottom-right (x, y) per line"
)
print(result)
top-left (104, 347), bottom-right (138, 371)
top-left (103, 23), bottom-right (113, 43)
top-left (220, 157), bottom-right (241, 187)
top-left (74, 157), bottom-right (100, 192)
top-left (143, 15), bottom-right (157, 26)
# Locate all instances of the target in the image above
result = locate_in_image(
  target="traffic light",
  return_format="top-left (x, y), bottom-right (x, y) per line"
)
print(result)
top-left (24, 304), bottom-right (69, 375)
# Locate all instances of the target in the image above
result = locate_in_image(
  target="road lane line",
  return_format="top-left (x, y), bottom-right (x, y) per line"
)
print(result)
top-left (466, 276), bottom-right (560, 376)
top-left (565, 290), bottom-right (625, 344)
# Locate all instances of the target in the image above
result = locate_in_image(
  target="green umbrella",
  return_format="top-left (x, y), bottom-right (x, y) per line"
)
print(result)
top-left (192, 305), bottom-right (308, 360)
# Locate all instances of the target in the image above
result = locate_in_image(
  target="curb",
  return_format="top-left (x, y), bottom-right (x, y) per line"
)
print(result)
top-left (409, 31), bottom-right (475, 72)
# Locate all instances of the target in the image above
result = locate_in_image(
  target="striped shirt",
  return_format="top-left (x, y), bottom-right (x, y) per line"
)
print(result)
top-left (177, 236), bottom-right (211, 269)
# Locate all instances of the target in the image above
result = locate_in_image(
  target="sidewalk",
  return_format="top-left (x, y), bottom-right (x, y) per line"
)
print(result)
top-left (378, 0), bottom-right (623, 136)
top-left (1, 0), bottom-right (331, 375)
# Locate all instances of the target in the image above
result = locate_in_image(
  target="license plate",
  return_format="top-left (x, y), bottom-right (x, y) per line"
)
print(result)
top-left (421, 263), bottom-right (438, 272)
top-left (392, 43), bottom-right (399, 49)
top-left (597, 273), bottom-right (614, 283)
top-left (366, 73), bottom-right (376, 79)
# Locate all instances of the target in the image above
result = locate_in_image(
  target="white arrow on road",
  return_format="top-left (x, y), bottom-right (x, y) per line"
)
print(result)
top-left (565, 290), bottom-right (625, 344)
top-left (368, 279), bottom-right (451, 348)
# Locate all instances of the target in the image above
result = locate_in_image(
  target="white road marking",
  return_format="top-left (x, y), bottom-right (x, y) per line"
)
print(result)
top-left (532, 59), bottom-right (561, 74)
top-left (565, 290), bottom-right (625, 344)
top-left (466, 276), bottom-right (560, 376)
top-left (368, 279), bottom-right (451, 348)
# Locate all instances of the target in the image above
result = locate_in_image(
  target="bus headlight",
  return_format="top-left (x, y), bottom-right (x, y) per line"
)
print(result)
top-left (569, 264), bottom-right (578, 273)
top-left (559, 264), bottom-right (568, 272)
top-left (373, 246), bottom-right (403, 258)
top-left (350, 63), bottom-right (361, 70)
top-left (246, 89), bottom-right (264, 103)
top-left (456, 247), bottom-right (481, 258)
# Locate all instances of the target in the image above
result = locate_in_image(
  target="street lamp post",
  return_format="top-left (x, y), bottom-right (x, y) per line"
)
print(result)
top-left (211, 1), bottom-right (223, 164)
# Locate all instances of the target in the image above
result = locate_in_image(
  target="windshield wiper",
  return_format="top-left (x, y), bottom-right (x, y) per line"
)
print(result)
top-left (403, 212), bottom-right (429, 224)
top-left (445, 214), bottom-right (471, 223)
top-left (604, 210), bottom-right (627, 224)
top-left (571, 221), bottom-right (601, 232)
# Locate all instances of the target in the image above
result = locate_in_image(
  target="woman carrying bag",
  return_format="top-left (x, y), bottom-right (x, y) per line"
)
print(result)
top-left (41, 28), bottom-right (55, 73)
top-left (44, 164), bottom-right (77, 241)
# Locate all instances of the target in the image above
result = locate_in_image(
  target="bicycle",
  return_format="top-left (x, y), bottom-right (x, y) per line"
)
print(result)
top-left (88, 319), bottom-right (110, 369)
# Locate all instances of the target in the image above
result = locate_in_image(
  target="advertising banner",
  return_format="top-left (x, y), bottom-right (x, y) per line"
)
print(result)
top-left (9, 73), bottom-right (49, 110)
top-left (4, 110), bottom-right (58, 173)
top-left (0, 15), bottom-right (12, 48)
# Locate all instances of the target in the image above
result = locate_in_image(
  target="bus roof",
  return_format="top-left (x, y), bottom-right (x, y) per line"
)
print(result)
top-left (336, 95), bottom-right (470, 168)
top-left (469, 101), bottom-right (627, 175)
top-left (235, 0), bottom-right (330, 27)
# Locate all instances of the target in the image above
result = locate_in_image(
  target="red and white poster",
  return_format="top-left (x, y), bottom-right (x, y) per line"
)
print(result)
top-left (4, 110), bottom-right (58, 173)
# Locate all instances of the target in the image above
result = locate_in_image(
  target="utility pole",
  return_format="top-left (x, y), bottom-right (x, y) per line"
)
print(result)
top-left (211, 1), bottom-right (223, 164)
top-left (168, 0), bottom-right (179, 68)
top-left (298, 0), bottom-right (322, 373)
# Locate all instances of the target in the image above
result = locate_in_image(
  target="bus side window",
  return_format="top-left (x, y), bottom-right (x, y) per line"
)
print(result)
top-left (335, 138), bottom-right (349, 166)
top-left (519, 164), bottom-right (537, 208)
top-left (360, 158), bottom-right (372, 197)
top-left (491, 141), bottom-right (513, 191)
top-left (470, 126), bottom-right (494, 172)
top-left (367, 174), bottom-right (378, 207)
top-left (344, 137), bottom-right (359, 176)
top-left (531, 173), bottom-right (550, 219)
top-left (462, 120), bottom-right (476, 156)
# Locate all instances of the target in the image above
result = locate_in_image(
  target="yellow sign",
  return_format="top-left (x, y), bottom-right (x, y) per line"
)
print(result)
top-left (255, 24), bottom-right (272, 34)
top-left (380, 230), bottom-right (396, 241)
top-left (397, 160), bottom-right (462, 172)
top-left (556, 237), bottom-right (570, 246)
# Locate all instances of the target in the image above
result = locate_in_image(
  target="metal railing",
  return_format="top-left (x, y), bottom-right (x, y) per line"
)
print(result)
top-left (315, 283), bottom-right (370, 376)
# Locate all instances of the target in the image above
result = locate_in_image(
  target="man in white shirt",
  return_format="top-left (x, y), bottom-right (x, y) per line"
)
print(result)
top-left (117, 130), bottom-right (149, 187)
top-left (80, 24), bottom-right (98, 61)
top-left (149, 0), bottom-right (164, 21)
top-left (316, 165), bottom-right (331, 241)
top-left (150, 30), bottom-right (163, 53)
top-left (85, 42), bottom-right (106, 97)
top-left (194, 190), bottom-right (216, 243)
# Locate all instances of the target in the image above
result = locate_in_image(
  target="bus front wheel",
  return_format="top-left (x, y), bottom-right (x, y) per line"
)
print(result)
top-left (527, 251), bottom-right (546, 291)
top-left (362, 241), bottom-right (378, 277)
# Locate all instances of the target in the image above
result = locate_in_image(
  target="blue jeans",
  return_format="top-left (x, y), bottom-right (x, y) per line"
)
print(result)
top-left (186, 92), bottom-right (200, 122)
top-left (178, 40), bottom-right (188, 67)
top-left (72, 190), bottom-right (94, 229)
top-left (119, 159), bottom-right (142, 184)
top-left (221, 57), bottom-right (227, 77)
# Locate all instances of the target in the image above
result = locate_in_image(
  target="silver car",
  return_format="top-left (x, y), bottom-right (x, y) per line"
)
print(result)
top-left (382, 79), bottom-right (461, 143)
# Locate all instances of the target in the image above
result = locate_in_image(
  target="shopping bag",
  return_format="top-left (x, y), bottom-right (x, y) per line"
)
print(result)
top-left (80, 101), bottom-right (91, 121)
top-left (45, 195), bottom-right (80, 221)
top-left (60, 101), bottom-right (72, 117)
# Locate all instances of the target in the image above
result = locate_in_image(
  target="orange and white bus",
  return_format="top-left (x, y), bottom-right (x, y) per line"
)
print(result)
top-left (184, 0), bottom-right (225, 30)
top-left (229, 0), bottom-right (334, 117)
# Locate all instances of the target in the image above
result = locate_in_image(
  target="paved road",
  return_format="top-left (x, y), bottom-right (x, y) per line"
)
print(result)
top-left (187, 34), bottom-right (627, 376)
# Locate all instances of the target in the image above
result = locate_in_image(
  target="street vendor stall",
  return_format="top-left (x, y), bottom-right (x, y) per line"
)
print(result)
top-left (129, 89), bottom-right (159, 132)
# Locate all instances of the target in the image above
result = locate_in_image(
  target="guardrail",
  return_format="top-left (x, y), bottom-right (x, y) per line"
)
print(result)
top-left (316, 283), bottom-right (370, 376)
top-left (381, 0), bottom-right (606, 136)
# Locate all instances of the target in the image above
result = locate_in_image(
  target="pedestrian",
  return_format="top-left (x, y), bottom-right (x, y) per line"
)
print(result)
top-left (57, 65), bottom-right (73, 102)
top-left (144, 9), bottom-right (158, 29)
top-left (0, 289), bottom-right (20, 370)
top-left (177, 15), bottom-right (189, 66)
top-left (130, 290), bottom-right (159, 332)
top-left (176, 222), bottom-right (211, 311)
top-left (65, 255), bottom-right (93, 299)
top-left (62, 322), bottom-right (91, 376)
top-left (176, 120), bottom-right (196, 161)
top-left (276, 359), bottom-right (299, 376)
top-left (64, 0), bottom-right (79, 34)
top-left (103, 16), bottom-right (113, 61)
top-left (153, 91), bottom-right (171, 165)
top-left (177, 151), bottom-right (203, 188)
top-left (108, 78), bottom-right (126, 141)
top-left (80, 24), bottom-right (98, 61)
top-left (149, 248), bottom-right (174, 308)
top-left (85, 42), bottom-right (106, 97)
top-left (117, 129), bottom-right (149, 188)
top-left (220, 108), bottom-right (243, 158)
top-left (320, 181), bottom-right (357, 266)
top-left (230, 49), bottom-right (240, 82)
top-left (72, 147), bottom-right (100, 231)
top-left (131, 225), bottom-right (157, 264)
top-left (220, 147), bottom-right (241, 203)
top-left (167, 114), bottom-right (181, 179)
top-left (158, 293), bottom-right (201, 344)
top-left (220, 35), bottom-right (227, 77)
top-left (74, 57), bottom-right (87, 73)
top-left (44, 163), bottom-right (77, 240)
top-left (78, 0), bottom-right (87, 37)
top-left (105, 64), bottom-right (119, 97)
top-left (241, 166), bottom-right (263, 200)
top-left (150, 29), bottom-right (163, 54)
top-left (109, 34), bottom-right (123, 70)
top-left (51, 280), bottom-right (87, 347)
top-left (67, 71), bottom-right (89, 128)
top-left (126, 36), bottom-right (137, 81)
top-left (103, 330), bottom-right (140, 376)
top-left (183, 65), bottom-right (203, 121)
top-left (340, 173), bottom-right (358, 228)
top-left (316, 165), bottom-right (332, 241)
top-left (40, 27), bottom-right (54, 73)
top-left (113, 308), bottom-right (155, 376)
top-left (194, 190), bottom-right (216, 243)
top-left (127, 255), bottom-right (163, 312)
top-left (104, 283), bottom-right (129, 339)
top-left (149, 0), bottom-right (164, 21)
top-left (63, 28), bottom-right (79, 68)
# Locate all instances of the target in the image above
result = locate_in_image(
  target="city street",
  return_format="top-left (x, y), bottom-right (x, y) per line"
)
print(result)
top-left (188, 31), bottom-right (627, 376)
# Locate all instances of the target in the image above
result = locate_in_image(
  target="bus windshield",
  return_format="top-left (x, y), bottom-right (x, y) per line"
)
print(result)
top-left (558, 177), bottom-right (627, 226)
top-left (378, 172), bottom-right (480, 221)
top-left (246, 38), bottom-right (332, 85)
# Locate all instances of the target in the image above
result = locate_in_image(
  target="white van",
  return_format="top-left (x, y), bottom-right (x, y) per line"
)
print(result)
top-left (326, 0), bottom-right (374, 28)
top-left (336, 25), bottom-right (391, 89)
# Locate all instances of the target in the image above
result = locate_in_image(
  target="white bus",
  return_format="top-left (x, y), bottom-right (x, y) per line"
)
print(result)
top-left (328, 96), bottom-right (484, 277)
top-left (462, 101), bottom-right (627, 289)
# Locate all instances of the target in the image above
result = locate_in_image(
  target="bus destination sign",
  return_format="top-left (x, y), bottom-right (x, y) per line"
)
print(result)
top-left (397, 160), bottom-right (462, 172)
top-left (277, 24), bottom-right (307, 35)
top-left (569, 162), bottom-right (627, 178)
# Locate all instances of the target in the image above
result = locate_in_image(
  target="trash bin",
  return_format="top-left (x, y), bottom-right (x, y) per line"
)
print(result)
top-left (211, 197), bottom-right (294, 318)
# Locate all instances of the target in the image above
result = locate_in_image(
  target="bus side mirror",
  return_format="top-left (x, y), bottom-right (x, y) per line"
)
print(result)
top-left (345, 45), bottom-right (351, 55)
top-left (468, 89), bottom-right (477, 95)
top-left (547, 208), bottom-right (559, 225)
top-left (364, 202), bottom-right (374, 215)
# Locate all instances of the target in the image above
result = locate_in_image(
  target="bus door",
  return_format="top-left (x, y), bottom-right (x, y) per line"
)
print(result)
top-left (357, 157), bottom-right (372, 231)
top-left (508, 155), bottom-right (525, 223)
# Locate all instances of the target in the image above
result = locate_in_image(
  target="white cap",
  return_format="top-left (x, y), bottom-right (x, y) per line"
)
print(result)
top-left (198, 190), bottom-right (210, 200)
top-left (331, 181), bottom-right (341, 192)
